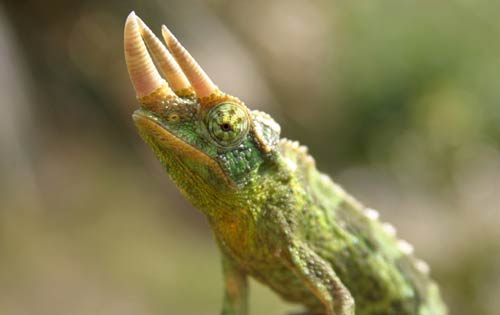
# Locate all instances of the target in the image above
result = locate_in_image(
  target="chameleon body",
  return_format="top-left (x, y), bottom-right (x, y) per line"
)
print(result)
top-left (123, 12), bottom-right (447, 315)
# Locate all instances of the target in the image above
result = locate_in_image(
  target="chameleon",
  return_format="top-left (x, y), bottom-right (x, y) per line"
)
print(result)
top-left (123, 11), bottom-right (448, 315)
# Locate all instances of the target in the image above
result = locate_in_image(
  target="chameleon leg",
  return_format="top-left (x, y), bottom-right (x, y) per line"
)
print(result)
top-left (286, 242), bottom-right (355, 315)
top-left (221, 254), bottom-right (248, 315)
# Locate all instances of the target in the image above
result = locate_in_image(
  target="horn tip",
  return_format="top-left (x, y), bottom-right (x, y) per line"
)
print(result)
top-left (161, 24), bottom-right (176, 45)
top-left (126, 11), bottom-right (137, 22)
top-left (124, 12), bottom-right (137, 48)
top-left (134, 13), bottom-right (146, 29)
top-left (124, 11), bottom-right (139, 36)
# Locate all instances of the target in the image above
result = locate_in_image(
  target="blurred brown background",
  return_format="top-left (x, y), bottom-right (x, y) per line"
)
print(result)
top-left (1, 1), bottom-right (499, 314)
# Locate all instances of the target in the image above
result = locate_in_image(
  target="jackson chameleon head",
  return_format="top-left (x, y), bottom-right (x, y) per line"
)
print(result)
top-left (124, 12), bottom-right (281, 206)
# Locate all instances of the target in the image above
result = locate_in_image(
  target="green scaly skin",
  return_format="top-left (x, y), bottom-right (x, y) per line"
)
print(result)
top-left (128, 31), bottom-right (448, 315)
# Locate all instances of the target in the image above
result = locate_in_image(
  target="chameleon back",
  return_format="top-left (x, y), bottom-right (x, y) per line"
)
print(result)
top-left (271, 140), bottom-right (448, 315)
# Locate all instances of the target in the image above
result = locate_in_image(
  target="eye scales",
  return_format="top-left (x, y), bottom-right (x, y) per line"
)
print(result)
top-left (206, 102), bottom-right (250, 147)
top-left (123, 11), bottom-right (448, 315)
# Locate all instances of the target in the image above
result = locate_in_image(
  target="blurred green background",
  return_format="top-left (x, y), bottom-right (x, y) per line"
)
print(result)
top-left (1, 1), bottom-right (499, 314)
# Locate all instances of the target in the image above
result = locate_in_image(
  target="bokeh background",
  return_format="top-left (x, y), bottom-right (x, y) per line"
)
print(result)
top-left (1, 1), bottom-right (499, 314)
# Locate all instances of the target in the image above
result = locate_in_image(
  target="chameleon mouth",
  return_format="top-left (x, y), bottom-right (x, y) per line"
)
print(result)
top-left (132, 109), bottom-right (233, 187)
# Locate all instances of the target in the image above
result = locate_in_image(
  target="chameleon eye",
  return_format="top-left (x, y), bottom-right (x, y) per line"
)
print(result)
top-left (206, 102), bottom-right (250, 147)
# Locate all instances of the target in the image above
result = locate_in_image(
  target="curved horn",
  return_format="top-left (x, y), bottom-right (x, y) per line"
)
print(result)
top-left (124, 11), bottom-right (171, 98)
top-left (136, 17), bottom-right (191, 93)
top-left (161, 25), bottom-right (218, 99)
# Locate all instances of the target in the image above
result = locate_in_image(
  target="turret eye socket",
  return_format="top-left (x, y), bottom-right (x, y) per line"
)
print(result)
top-left (206, 102), bottom-right (249, 147)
